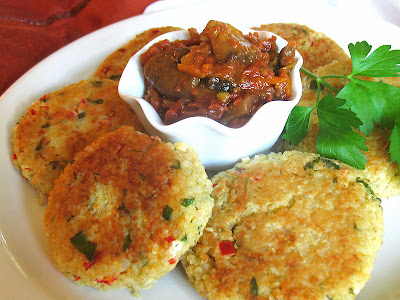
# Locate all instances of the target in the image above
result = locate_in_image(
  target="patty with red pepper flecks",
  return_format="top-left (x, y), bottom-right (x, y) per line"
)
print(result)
top-left (182, 151), bottom-right (383, 300)
top-left (254, 23), bottom-right (349, 72)
top-left (44, 126), bottom-right (213, 296)
top-left (94, 26), bottom-right (181, 81)
top-left (11, 79), bottom-right (144, 203)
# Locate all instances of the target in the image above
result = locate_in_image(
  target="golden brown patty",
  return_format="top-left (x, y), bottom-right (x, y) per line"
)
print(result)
top-left (279, 58), bottom-right (400, 199)
top-left (12, 79), bottom-right (144, 203)
top-left (44, 126), bottom-right (213, 295)
top-left (182, 151), bottom-right (383, 300)
top-left (94, 26), bottom-right (181, 80)
top-left (255, 23), bottom-right (349, 71)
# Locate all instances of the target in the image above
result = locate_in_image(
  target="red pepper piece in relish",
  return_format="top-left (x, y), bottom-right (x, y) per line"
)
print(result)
top-left (168, 258), bottom-right (177, 265)
top-left (219, 240), bottom-right (236, 255)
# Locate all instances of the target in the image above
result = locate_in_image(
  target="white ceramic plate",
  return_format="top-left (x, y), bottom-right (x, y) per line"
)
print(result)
top-left (1, 1), bottom-right (400, 299)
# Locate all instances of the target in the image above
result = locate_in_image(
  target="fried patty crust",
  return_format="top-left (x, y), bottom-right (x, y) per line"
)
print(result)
top-left (279, 58), bottom-right (400, 199)
top-left (44, 126), bottom-right (213, 295)
top-left (94, 26), bottom-right (181, 80)
top-left (182, 151), bottom-right (383, 300)
top-left (254, 23), bottom-right (349, 71)
top-left (12, 79), bottom-right (144, 203)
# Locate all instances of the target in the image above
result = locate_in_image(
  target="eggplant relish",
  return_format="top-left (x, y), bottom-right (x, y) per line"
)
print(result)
top-left (140, 20), bottom-right (297, 128)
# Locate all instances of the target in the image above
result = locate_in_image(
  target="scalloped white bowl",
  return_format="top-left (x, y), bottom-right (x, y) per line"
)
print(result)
top-left (118, 27), bottom-right (303, 170)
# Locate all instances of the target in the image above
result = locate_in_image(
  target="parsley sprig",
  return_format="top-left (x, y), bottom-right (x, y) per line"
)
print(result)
top-left (283, 41), bottom-right (400, 170)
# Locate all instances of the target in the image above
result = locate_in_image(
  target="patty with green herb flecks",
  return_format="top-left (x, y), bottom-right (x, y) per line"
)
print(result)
top-left (11, 79), bottom-right (144, 203)
top-left (182, 151), bottom-right (383, 300)
top-left (44, 126), bottom-right (213, 296)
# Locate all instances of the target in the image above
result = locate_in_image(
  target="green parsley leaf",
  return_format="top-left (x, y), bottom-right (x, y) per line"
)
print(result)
top-left (341, 41), bottom-right (400, 135)
top-left (91, 81), bottom-right (103, 87)
top-left (338, 79), bottom-right (400, 135)
top-left (139, 172), bottom-right (146, 181)
top-left (303, 158), bottom-right (321, 170)
top-left (162, 205), bottom-right (173, 221)
top-left (250, 277), bottom-right (259, 296)
top-left (181, 198), bottom-right (195, 207)
top-left (286, 40), bottom-right (400, 171)
top-left (317, 95), bottom-right (363, 130)
top-left (349, 41), bottom-right (400, 77)
top-left (374, 83), bottom-right (400, 130)
top-left (348, 41), bottom-right (372, 75)
top-left (109, 75), bottom-right (121, 80)
top-left (88, 99), bottom-right (104, 104)
top-left (122, 233), bottom-right (132, 252)
top-left (389, 123), bottom-right (400, 164)
top-left (337, 80), bottom-right (381, 135)
top-left (316, 94), bottom-right (367, 169)
top-left (70, 231), bottom-right (97, 262)
top-left (356, 177), bottom-right (381, 201)
top-left (118, 200), bottom-right (130, 214)
top-left (283, 105), bottom-right (315, 145)
top-left (35, 138), bottom-right (43, 151)
top-left (171, 159), bottom-right (181, 169)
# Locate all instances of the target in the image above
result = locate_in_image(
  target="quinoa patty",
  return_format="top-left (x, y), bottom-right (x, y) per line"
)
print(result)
top-left (279, 58), bottom-right (400, 199)
top-left (12, 79), bottom-right (144, 203)
top-left (44, 126), bottom-right (213, 295)
top-left (254, 23), bottom-right (349, 71)
top-left (94, 26), bottom-right (181, 80)
top-left (182, 151), bottom-right (383, 300)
